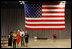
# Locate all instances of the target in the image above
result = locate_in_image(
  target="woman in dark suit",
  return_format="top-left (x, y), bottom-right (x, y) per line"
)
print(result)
top-left (8, 31), bottom-right (13, 48)
top-left (25, 31), bottom-right (29, 47)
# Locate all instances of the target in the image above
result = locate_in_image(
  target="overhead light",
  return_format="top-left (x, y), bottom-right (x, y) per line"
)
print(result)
top-left (19, 1), bottom-right (21, 2)
top-left (19, 1), bottom-right (25, 5)
top-left (22, 1), bottom-right (25, 4)
top-left (20, 3), bottom-right (22, 4)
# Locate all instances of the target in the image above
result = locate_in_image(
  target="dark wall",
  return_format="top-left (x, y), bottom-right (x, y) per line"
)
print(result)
top-left (1, 2), bottom-right (71, 39)
top-left (1, 7), bottom-right (25, 35)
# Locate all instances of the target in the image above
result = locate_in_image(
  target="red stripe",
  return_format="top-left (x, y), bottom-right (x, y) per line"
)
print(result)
top-left (26, 19), bottom-right (65, 22)
top-left (42, 16), bottom-right (65, 17)
top-left (42, 11), bottom-right (65, 13)
top-left (42, 7), bottom-right (65, 9)
top-left (42, 3), bottom-right (64, 5)
top-left (25, 27), bottom-right (65, 30)
top-left (25, 23), bottom-right (65, 26)
top-left (42, 15), bottom-right (65, 16)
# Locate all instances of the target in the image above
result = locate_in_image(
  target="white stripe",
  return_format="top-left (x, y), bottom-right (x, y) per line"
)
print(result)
top-left (42, 9), bottom-right (65, 11)
top-left (42, 5), bottom-right (65, 7)
top-left (25, 17), bottom-right (65, 20)
top-left (42, 13), bottom-right (64, 16)
top-left (25, 25), bottom-right (65, 28)
top-left (25, 21), bottom-right (65, 24)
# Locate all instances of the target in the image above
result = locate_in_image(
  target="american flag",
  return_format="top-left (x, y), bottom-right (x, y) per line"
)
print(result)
top-left (25, 2), bottom-right (65, 30)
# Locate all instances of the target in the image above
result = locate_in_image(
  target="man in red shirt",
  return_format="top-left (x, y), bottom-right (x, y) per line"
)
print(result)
top-left (53, 32), bottom-right (56, 39)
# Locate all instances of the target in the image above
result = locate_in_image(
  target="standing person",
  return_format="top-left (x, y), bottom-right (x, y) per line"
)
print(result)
top-left (25, 31), bottom-right (29, 47)
top-left (13, 30), bottom-right (17, 48)
top-left (53, 32), bottom-right (56, 39)
top-left (20, 28), bottom-right (25, 46)
top-left (8, 31), bottom-right (13, 48)
top-left (16, 30), bottom-right (20, 48)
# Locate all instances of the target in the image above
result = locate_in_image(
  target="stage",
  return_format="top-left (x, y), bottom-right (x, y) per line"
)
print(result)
top-left (1, 38), bottom-right (71, 48)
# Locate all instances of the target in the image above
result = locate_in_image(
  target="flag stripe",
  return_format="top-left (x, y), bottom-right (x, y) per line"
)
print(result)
top-left (42, 15), bottom-right (65, 16)
top-left (26, 21), bottom-right (65, 24)
top-left (42, 9), bottom-right (65, 11)
top-left (26, 19), bottom-right (65, 22)
top-left (42, 7), bottom-right (65, 9)
top-left (42, 3), bottom-right (64, 5)
top-left (42, 16), bottom-right (65, 17)
top-left (25, 27), bottom-right (65, 30)
top-left (42, 13), bottom-right (64, 16)
top-left (25, 25), bottom-right (65, 28)
top-left (25, 17), bottom-right (65, 20)
top-left (42, 5), bottom-right (65, 7)
top-left (25, 23), bottom-right (65, 26)
top-left (42, 11), bottom-right (65, 13)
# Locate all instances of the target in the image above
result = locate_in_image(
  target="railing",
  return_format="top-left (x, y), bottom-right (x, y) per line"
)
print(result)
top-left (1, 35), bottom-right (8, 48)
top-left (1, 35), bottom-right (8, 37)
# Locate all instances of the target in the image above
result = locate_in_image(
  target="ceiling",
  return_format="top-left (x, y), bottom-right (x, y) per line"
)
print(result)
top-left (1, 1), bottom-right (71, 8)
top-left (1, 1), bottom-right (24, 8)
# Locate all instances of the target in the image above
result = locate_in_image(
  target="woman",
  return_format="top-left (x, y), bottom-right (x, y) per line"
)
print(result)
top-left (25, 31), bottom-right (29, 47)
top-left (13, 30), bottom-right (17, 48)
top-left (20, 28), bottom-right (25, 46)
top-left (8, 31), bottom-right (13, 48)
top-left (16, 30), bottom-right (20, 48)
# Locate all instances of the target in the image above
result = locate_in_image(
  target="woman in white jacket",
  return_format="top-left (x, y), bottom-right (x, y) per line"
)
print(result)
top-left (20, 28), bottom-right (25, 46)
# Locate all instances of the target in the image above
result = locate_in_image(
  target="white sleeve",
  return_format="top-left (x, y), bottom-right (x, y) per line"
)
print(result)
top-left (23, 31), bottom-right (25, 36)
top-left (20, 32), bottom-right (21, 36)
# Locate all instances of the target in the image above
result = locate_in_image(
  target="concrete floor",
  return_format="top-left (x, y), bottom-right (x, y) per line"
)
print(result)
top-left (1, 39), bottom-right (71, 48)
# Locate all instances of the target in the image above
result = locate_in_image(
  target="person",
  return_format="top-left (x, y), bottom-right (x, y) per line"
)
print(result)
top-left (13, 30), bottom-right (17, 48)
top-left (53, 32), bottom-right (56, 39)
top-left (20, 28), bottom-right (25, 46)
top-left (16, 30), bottom-right (20, 48)
top-left (25, 31), bottom-right (29, 47)
top-left (8, 31), bottom-right (13, 48)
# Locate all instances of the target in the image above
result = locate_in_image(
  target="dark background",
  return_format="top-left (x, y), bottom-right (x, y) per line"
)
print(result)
top-left (1, 1), bottom-right (71, 39)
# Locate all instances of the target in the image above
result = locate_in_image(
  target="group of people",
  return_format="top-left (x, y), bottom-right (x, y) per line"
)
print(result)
top-left (8, 28), bottom-right (56, 48)
top-left (8, 29), bottom-right (29, 48)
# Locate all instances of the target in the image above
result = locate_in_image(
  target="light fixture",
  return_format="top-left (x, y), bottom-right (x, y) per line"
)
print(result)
top-left (22, 1), bottom-right (25, 4)
top-left (19, 1), bottom-right (25, 5)
top-left (19, 1), bottom-right (21, 2)
top-left (20, 2), bottom-right (22, 4)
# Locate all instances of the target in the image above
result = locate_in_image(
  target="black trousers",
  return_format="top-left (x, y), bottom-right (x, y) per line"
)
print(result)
top-left (53, 36), bottom-right (56, 39)
top-left (13, 39), bottom-right (16, 48)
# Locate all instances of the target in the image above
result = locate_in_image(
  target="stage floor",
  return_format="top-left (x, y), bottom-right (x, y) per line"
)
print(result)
top-left (1, 39), bottom-right (71, 48)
